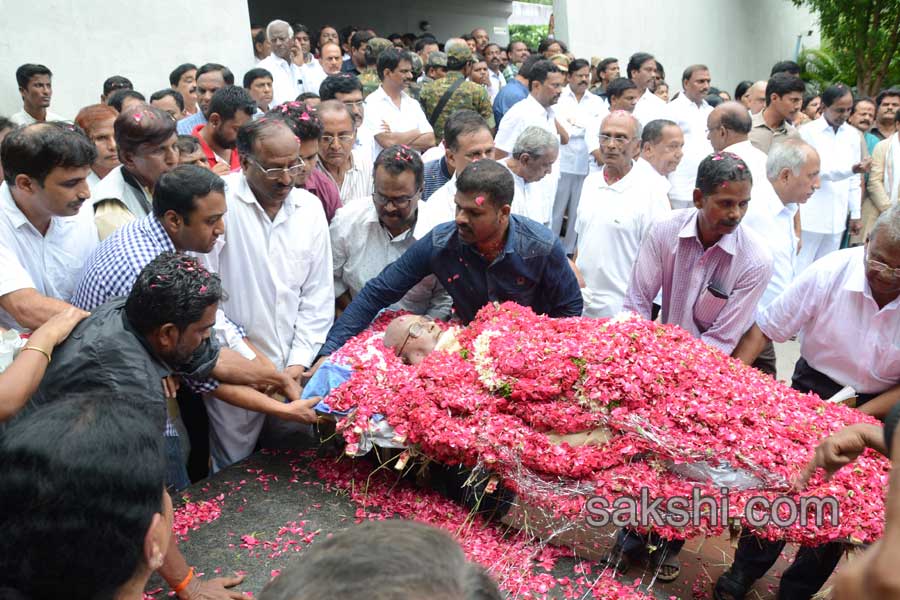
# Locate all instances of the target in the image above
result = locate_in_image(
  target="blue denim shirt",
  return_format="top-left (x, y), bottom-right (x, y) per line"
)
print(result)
top-left (492, 79), bottom-right (528, 128)
top-left (321, 215), bottom-right (583, 355)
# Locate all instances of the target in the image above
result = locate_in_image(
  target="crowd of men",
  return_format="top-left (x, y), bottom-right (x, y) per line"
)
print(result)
top-left (0, 17), bottom-right (899, 600)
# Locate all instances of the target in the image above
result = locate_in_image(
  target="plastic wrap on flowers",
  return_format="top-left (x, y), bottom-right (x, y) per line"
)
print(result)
top-left (325, 303), bottom-right (890, 546)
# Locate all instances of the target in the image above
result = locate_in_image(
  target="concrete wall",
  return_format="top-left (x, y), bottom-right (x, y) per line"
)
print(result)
top-left (554, 0), bottom-right (820, 96)
top-left (0, 0), bottom-right (254, 120)
top-left (247, 0), bottom-right (513, 49)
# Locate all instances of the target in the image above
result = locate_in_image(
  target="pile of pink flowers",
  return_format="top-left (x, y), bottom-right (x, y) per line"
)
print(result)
top-left (327, 303), bottom-right (889, 544)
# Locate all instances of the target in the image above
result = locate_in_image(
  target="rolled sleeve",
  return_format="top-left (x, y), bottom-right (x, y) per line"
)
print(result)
top-left (757, 265), bottom-right (819, 343)
top-left (0, 244), bottom-right (35, 298)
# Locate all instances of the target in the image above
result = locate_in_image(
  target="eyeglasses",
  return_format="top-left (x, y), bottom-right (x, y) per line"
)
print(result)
top-left (249, 157), bottom-right (305, 179)
top-left (598, 133), bottom-right (632, 147)
top-left (342, 100), bottom-right (365, 109)
top-left (373, 190), bottom-right (420, 208)
top-left (321, 134), bottom-right (355, 146)
top-left (395, 319), bottom-right (430, 358)
top-left (867, 257), bottom-right (900, 280)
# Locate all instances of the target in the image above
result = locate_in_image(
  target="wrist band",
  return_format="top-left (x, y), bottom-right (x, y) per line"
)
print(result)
top-left (23, 345), bottom-right (51, 363)
top-left (173, 567), bottom-right (194, 594)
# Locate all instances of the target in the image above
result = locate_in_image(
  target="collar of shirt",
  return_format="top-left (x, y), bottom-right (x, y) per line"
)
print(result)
top-left (370, 85), bottom-right (410, 108)
top-left (670, 92), bottom-right (710, 111)
top-left (598, 162), bottom-right (637, 192)
top-left (811, 114), bottom-right (850, 136)
top-left (139, 214), bottom-right (178, 252)
top-left (359, 201), bottom-right (416, 242)
top-left (192, 124), bottom-right (241, 170)
top-left (751, 109), bottom-right (791, 134)
top-left (522, 93), bottom-right (554, 121)
top-left (231, 172), bottom-right (300, 222)
top-left (677, 209), bottom-right (738, 256)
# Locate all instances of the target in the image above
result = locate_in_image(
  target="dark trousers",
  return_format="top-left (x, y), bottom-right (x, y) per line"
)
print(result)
top-left (729, 356), bottom-right (874, 599)
top-left (176, 386), bottom-right (210, 482)
top-left (617, 528), bottom-right (685, 559)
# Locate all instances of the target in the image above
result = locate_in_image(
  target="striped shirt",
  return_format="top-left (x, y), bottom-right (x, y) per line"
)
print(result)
top-left (317, 147), bottom-right (373, 206)
top-left (623, 208), bottom-right (773, 354)
top-left (423, 157), bottom-right (451, 201)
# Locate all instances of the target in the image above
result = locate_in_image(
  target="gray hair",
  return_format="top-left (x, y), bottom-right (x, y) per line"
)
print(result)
top-left (267, 20), bottom-right (293, 42)
top-left (512, 126), bottom-right (559, 159)
top-left (766, 139), bottom-right (817, 180)
top-left (870, 204), bottom-right (900, 244)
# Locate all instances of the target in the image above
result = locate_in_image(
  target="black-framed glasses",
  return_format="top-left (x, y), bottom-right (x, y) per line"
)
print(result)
top-left (395, 319), bottom-right (430, 358)
top-left (373, 190), bottom-right (421, 208)
top-left (249, 157), bottom-right (305, 179)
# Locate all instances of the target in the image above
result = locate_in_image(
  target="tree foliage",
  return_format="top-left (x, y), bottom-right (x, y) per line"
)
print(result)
top-left (794, 0), bottom-right (900, 95)
top-left (509, 25), bottom-right (548, 51)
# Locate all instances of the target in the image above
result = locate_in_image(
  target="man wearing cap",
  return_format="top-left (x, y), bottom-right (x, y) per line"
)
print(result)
top-left (420, 38), bottom-right (495, 141)
top-left (422, 51), bottom-right (448, 85)
top-left (359, 37), bottom-right (393, 99)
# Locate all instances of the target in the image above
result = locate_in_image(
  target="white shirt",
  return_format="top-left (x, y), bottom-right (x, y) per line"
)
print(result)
top-left (725, 140), bottom-right (797, 311)
top-left (414, 175), bottom-right (457, 239)
top-left (488, 69), bottom-right (506, 102)
top-left (257, 54), bottom-right (302, 106)
top-left (363, 86), bottom-right (433, 160)
top-left (665, 93), bottom-right (713, 203)
top-left (574, 164), bottom-right (671, 318)
top-left (10, 109), bottom-right (65, 125)
top-left (330, 199), bottom-right (451, 318)
top-left (632, 157), bottom-right (672, 197)
top-left (494, 94), bottom-right (558, 154)
top-left (0, 182), bottom-right (98, 330)
top-left (799, 117), bottom-right (862, 234)
top-left (758, 246), bottom-right (900, 394)
top-left (500, 158), bottom-right (555, 228)
top-left (633, 88), bottom-right (667, 127)
top-left (86, 170), bottom-right (102, 193)
top-left (555, 85), bottom-right (609, 175)
top-left (300, 60), bottom-right (332, 95)
top-left (494, 94), bottom-right (561, 205)
top-left (202, 172), bottom-right (334, 368)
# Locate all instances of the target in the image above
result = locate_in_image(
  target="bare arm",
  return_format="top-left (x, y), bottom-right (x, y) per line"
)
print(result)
top-left (833, 423), bottom-right (900, 599)
top-left (731, 323), bottom-right (771, 366)
top-left (0, 288), bottom-right (72, 331)
top-left (409, 131), bottom-right (436, 152)
top-left (158, 530), bottom-right (248, 599)
top-left (555, 119), bottom-right (570, 145)
top-left (859, 383), bottom-right (900, 420)
top-left (0, 307), bottom-right (89, 421)
top-left (211, 383), bottom-right (319, 424)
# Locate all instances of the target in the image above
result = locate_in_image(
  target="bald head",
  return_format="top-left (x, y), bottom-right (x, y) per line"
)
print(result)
top-left (747, 80), bottom-right (767, 115)
top-left (383, 315), bottom-right (442, 365)
top-left (707, 101), bottom-right (752, 152)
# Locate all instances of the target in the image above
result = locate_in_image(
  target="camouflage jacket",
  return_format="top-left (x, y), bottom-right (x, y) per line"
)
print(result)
top-left (419, 71), bottom-right (496, 140)
top-left (359, 68), bottom-right (381, 99)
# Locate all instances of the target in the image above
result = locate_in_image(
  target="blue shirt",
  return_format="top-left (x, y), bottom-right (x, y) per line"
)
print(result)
top-left (423, 157), bottom-right (451, 201)
top-left (176, 111), bottom-right (206, 135)
top-left (341, 59), bottom-right (361, 76)
top-left (492, 79), bottom-right (528, 127)
top-left (321, 215), bottom-right (583, 354)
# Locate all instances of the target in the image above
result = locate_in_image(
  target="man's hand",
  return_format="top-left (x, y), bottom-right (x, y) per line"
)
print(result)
top-left (272, 371), bottom-right (302, 402)
top-left (162, 375), bottom-right (180, 399)
top-left (852, 158), bottom-right (872, 174)
top-left (794, 424), bottom-right (884, 490)
top-left (284, 364), bottom-right (305, 382)
top-left (277, 396), bottom-right (321, 423)
top-left (302, 355), bottom-right (328, 385)
top-left (210, 162), bottom-right (232, 176)
top-left (178, 573), bottom-right (248, 600)
top-left (849, 218), bottom-right (863, 236)
top-left (34, 305), bottom-right (89, 345)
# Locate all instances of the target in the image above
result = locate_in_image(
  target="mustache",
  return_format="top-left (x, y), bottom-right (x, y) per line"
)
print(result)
top-left (720, 220), bottom-right (739, 228)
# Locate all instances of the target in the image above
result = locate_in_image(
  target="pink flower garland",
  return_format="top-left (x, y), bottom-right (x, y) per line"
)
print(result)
top-left (327, 303), bottom-right (890, 544)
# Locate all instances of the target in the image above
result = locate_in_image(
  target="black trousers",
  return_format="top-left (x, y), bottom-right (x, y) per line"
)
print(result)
top-left (176, 386), bottom-right (210, 482)
top-left (729, 357), bottom-right (875, 599)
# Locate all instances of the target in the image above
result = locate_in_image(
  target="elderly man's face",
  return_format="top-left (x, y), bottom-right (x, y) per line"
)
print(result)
top-left (519, 146), bottom-right (558, 183)
top-left (642, 124), bottom-right (684, 176)
top-left (599, 114), bottom-right (639, 171)
top-left (270, 25), bottom-right (293, 60)
top-left (849, 100), bottom-right (876, 132)
top-left (319, 109), bottom-right (355, 171)
top-left (865, 230), bottom-right (900, 301)
top-left (383, 315), bottom-right (442, 365)
top-left (320, 44), bottom-right (343, 75)
top-left (747, 84), bottom-right (767, 115)
top-left (777, 150), bottom-right (820, 204)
